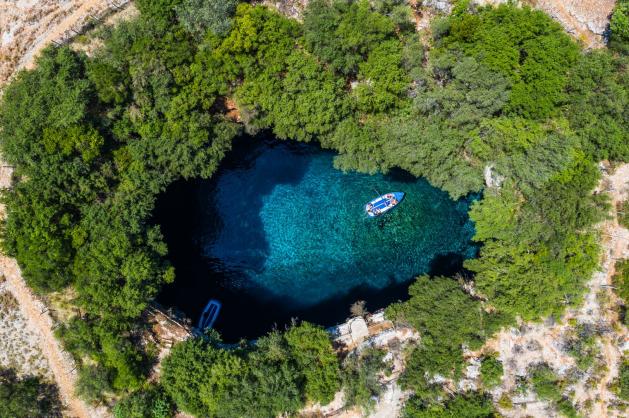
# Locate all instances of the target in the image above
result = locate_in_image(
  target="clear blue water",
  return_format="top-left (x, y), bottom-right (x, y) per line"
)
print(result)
top-left (155, 135), bottom-right (478, 340)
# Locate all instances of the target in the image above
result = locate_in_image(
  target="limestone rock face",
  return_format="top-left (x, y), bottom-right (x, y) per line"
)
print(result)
top-left (472, 0), bottom-right (616, 48)
top-left (263, 0), bottom-right (615, 49)
top-left (423, 0), bottom-right (453, 13)
top-left (263, 0), bottom-right (310, 20)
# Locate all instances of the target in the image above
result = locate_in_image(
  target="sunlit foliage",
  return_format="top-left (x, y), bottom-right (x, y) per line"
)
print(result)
top-left (0, 0), bottom-right (626, 414)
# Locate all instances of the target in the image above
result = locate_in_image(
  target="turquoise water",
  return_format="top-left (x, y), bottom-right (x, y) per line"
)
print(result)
top-left (156, 136), bottom-right (477, 340)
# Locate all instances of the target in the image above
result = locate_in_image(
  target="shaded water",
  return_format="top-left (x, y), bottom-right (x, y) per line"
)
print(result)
top-left (155, 135), bottom-right (478, 341)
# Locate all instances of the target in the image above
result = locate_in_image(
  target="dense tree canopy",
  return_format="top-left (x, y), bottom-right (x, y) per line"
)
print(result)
top-left (0, 0), bottom-right (627, 415)
top-left (403, 392), bottom-right (496, 418)
top-left (161, 322), bottom-right (340, 417)
top-left (0, 368), bottom-right (62, 418)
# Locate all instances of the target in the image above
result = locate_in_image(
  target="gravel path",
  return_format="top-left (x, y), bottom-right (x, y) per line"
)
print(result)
top-left (1, 4), bottom-right (118, 417)
top-left (0, 256), bottom-right (98, 418)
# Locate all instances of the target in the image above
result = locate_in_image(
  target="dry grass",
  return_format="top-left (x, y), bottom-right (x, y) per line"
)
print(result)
top-left (0, 282), bottom-right (51, 379)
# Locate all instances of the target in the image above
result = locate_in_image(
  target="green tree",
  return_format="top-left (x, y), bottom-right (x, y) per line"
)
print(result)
top-left (466, 155), bottom-right (605, 320)
top-left (303, 0), bottom-right (398, 75)
top-left (285, 322), bottom-right (341, 404)
top-left (387, 276), bottom-right (505, 392)
top-left (354, 39), bottom-right (410, 112)
top-left (437, 4), bottom-right (579, 119)
top-left (403, 392), bottom-right (496, 417)
top-left (341, 348), bottom-right (387, 411)
top-left (0, 368), bottom-right (62, 418)
top-left (113, 384), bottom-right (174, 418)
top-left (160, 338), bottom-right (218, 416)
top-left (76, 365), bottom-right (113, 405)
top-left (176, 0), bottom-right (238, 38)
top-left (563, 51), bottom-right (629, 162)
top-left (480, 354), bottom-right (503, 389)
top-left (610, 0), bottom-right (629, 53)
top-left (618, 359), bottom-right (629, 401)
top-left (530, 363), bottom-right (562, 402)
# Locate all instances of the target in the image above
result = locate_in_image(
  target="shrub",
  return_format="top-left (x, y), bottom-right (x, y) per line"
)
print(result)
top-left (75, 365), bottom-right (113, 405)
top-left (530, 363), bottom-right (562, 402)
top-left (480, 353), bottom-right (503, 389)
top-left (113, 384), bottom-right (174, 418)
top-left (341, 348), bottom-right (386, 411)
top-left (403, 392), bottom-right (495, 417)
top-left (614, 260), bottom-right (629, 326)
top-left (609, 0), bottom-right (629, 53)
top-left (619, 359), bottom-right (629, 401)
top-left (0, 367), bottom-right (63, 418)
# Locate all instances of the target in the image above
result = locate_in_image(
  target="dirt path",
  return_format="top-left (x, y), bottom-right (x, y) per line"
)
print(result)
top-left (1, 3), bottom-right (130, 417)
top-left (17, 0), bottom-right (109, 72)
top-left (1, 0), bottom-right (129, 86)
top-left (0, 256), bottom-right (101, 418)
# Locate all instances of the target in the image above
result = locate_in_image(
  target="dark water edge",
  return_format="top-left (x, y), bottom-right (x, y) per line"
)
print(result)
top-left (153, 135), bottom-right (478, 342)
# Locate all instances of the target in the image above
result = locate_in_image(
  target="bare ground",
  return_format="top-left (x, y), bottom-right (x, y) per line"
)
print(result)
top-left (1, 2), bottom-right (134, 417)
top-left (0, 256), bottom-right (109, 418)
top-left (0, 280), bottom-right (52, 379)
top-left (0, 0), bottom-right (130, 87)
top-left (461, 0), bottom-right (616, 49)
top-left (470, 164), bottom-right (629, 418)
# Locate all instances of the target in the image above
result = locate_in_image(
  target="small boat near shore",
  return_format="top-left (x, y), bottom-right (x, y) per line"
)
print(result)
top-left (365, 192), bottom-right (405, 217)
top-left (197, 299), bottom-right (221, 331)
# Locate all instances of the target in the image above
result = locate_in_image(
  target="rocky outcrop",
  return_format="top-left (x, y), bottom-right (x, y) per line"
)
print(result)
top-left (262, 0), bottom-right (310, 20)
top-left (474, 0), bottom-right (616, 48)
top-left (262, 0), bottom-right (615, 49)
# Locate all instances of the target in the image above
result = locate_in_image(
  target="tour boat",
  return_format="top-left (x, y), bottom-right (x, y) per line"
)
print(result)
top-left (365, 192), bottom-right (405, 217)
top-left (197, 299), bottom-right (221, 331)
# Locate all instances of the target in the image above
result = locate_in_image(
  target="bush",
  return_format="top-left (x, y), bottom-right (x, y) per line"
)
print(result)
top-left (113, 384), bottom-right (174, 418)
top-left (619, 201), bottom-right (629, 230)
top-left (619, 359), bottom-right (629, 401)
top-left (0, 367), bottom-right (63, 418)
top-left (341, 348), bottom-right (386, 411)
top-left (284, 321), bottom-right (341, 405)
top-left (403, 392), bottom-right (495, 417)
top-left (614, 260), bottom-right (629, 326)
top-left (530, 363), bottom-right (562, 402)
top-left (480, 353), bottom-right (503, 389)
top-left (609, 0), bottom-right (629, 53)
top-left (437, 4), bottom-right (579, 119)
top-left (387, 275), bottom-right (506, 392)
top-left (75, 365), bottom-right (113, 405)
top-left (161, 322), bottom-right (341, 417)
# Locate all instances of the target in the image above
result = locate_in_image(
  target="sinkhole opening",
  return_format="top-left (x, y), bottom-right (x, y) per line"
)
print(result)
top-left (153, 133), bottom-right (479, 341)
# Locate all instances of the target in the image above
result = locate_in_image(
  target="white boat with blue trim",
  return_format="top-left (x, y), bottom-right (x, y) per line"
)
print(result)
top-left (365, 192), bottom-right (405, 217)
top-left (197, 299), bottom-right (221, 331)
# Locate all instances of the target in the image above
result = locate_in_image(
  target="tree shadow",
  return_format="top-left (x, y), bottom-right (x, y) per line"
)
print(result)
top-left (153, 134), bottom-right (480, 342)
top-left (153, 133), bottom-right (312, 329)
